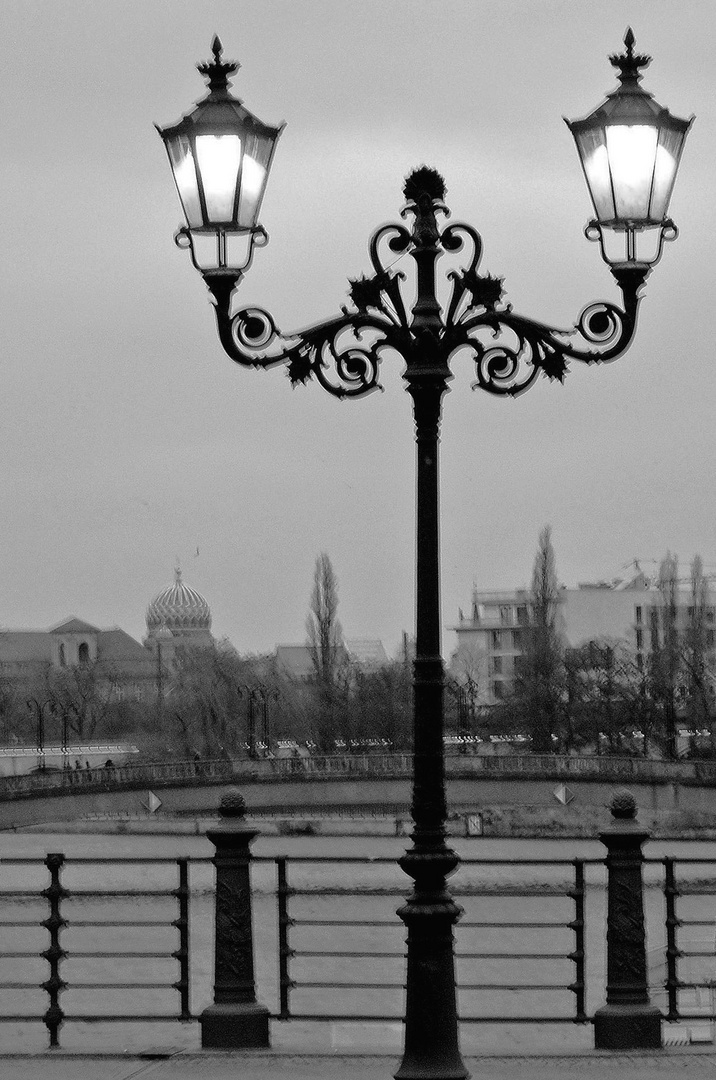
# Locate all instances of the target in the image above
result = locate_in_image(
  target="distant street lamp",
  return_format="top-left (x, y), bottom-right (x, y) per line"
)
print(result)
top-left (159, 30), bottom-right (690, 1077)
top-left (26, 698), bottom-right (58, 772)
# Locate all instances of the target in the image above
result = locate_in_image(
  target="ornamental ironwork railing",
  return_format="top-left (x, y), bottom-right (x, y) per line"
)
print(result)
top-left (2, 847), bottom-right (715, 1050)
top-left (274, 855), bottom-right (592, 1027)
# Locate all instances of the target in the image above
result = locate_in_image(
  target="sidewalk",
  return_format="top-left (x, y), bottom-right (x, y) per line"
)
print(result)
top-left (3, 1048), bottom-right (716, 1080)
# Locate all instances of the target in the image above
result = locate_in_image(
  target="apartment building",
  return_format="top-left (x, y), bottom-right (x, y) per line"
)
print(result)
top-left (450, 567), bottom-right (716, 707)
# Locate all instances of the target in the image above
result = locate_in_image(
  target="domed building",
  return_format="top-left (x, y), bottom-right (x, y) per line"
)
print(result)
top-left (145, 568), bottom-right (214, 652)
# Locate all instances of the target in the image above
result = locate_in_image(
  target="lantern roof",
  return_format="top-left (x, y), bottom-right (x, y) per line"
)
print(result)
top-left (567, 29), bottom-right (692, 136)
top-left (157, 36), bottom-right (284, 144)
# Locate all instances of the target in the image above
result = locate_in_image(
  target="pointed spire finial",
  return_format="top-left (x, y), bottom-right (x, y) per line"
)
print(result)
top-left (197, 35), bottom-right (240, 94)
top-left (609, 27), bottom-right (651, 85)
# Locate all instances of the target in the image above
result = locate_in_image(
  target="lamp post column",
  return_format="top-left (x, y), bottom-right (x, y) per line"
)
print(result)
top-left (396, 182), bottom-right (468, 1080)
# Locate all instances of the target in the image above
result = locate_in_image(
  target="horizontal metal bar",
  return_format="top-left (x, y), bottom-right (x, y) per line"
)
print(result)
top-left (0, 921), bottom-right (44, 927)
top-left (456, 953), bottom-right (569, 960)
top-left (649, 858), bottom-right (716, 864)
top-left (458, 1016), bottom-right (581, 1024)
top-left (67, 920), bottom-right (175, 928)
top-left (289, 890), bottom-right (404, 898)
top-left (292, 919), bottom-right (397, 927)
top-left (0, 893), bottom-right (43, 900)
top-left (55, 1014), bottom-right (194, 1022)
top-left (295, 981), bottom-right (405, 990)
top-left (271, 1013), bottom-right (403, 1022)
top-left (269, 1012), bottom-right (581, 1024)
top-left (0, 983), bottom-right (42, 990)
top-left (458, 984), bottom-right (570, 991)
top-left (63, 982), bottom-right (177, 989)
top-left (673, 888), bottom-right (716, 896)
top-left (262, 856), bottom-right (599, 866)
top-left (295, 951), bottom-right (402, 959)
top-left (459, 921), bottom-right (568, 929)
top-left (261, 856), bottom-right (400, 865)
top-left (0, 952), bottom-right (44, 958)
top-left (67, 891), bottom-right (178, 898)
top-left (0, 1016), bottom-right (46, 1022)
top-left (63, 857), bottom-right (212, 864)
top-left (67, 952), bottom-right (176, 959)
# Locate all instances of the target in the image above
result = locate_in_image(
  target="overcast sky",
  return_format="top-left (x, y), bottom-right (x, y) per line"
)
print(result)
top-left (1, 1), bottom-right (713, 658)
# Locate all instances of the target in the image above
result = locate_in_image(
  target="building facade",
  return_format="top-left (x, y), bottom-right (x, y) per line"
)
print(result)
top-left (451, 568), bottom-right (716, 707)
top-left (0, 569), bottom-right (214, 705)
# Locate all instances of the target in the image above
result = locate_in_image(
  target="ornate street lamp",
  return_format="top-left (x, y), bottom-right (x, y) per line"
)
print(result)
top-left (158, 31), bottom-right (689, 1078)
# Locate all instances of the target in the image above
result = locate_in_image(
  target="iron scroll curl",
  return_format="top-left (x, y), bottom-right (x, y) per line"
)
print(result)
top-left (203, 206), bottom-right (645, 401)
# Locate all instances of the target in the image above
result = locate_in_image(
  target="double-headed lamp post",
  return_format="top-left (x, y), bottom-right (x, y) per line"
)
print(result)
top-left (158, 30), bottom-right (690, 1079)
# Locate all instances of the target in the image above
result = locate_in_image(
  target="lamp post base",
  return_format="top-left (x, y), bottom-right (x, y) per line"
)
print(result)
top-left (199, 1001), bottom-right (270, 1048)
top-left (593, 1002), bottom-right (662, 1050)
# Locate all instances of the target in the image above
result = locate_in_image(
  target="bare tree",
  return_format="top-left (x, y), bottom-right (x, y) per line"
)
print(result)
top-left (650, 551), bottom-right (680, 758)
top-left (520, 526), bottom-right (563, 751)
top-left (46, 663), bottom-right (114, 743)
top-left (306, 553), bottom-right (344, 687)
top-left (682, 554), bottom-right (713, 744)
top-left (305, 553), bottom-right (345, 749)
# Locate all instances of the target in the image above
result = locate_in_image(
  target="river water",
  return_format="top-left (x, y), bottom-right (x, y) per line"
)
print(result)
top-left (2, 831), bottom-right (716, 1054)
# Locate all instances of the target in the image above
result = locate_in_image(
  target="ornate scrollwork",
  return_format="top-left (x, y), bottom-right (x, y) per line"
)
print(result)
top-left (201, 168), bottom-right (648, 401)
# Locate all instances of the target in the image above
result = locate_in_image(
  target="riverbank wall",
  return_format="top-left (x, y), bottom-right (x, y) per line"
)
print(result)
top-left (20, 801), bottom-right (716, 840)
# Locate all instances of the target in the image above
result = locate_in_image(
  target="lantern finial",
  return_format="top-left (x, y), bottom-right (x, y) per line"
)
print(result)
top-left (609, 28), bottom-right (651, 86)
top-left (197, 35), bottom-right (240, 94)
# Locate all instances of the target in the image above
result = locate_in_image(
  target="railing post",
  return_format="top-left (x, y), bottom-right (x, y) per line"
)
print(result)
top-left (663, 857), bottom-right (680, 1021)
top-left (594, 788), bottom-right (661, 1049)
top-left (41, 852), bottom-right (68, 1049)
top-left (199, 788), bottom-right (270, 1048)
top-left (276, 856), bottom-right (294, 1019)
top-left (172, 857), bottom-right (191, 1021)
top-left (569, 859), bottom-right (587, 1023)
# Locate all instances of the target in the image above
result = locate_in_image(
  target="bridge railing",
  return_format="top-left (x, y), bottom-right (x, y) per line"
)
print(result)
top-left (0, 750), bottom-right (714, 800)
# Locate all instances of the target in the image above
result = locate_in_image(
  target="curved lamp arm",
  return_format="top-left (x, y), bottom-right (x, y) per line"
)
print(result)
top-left (199, 199), bottom-right (649, 401)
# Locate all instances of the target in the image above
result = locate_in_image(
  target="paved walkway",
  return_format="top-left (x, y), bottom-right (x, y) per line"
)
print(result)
top-left (3, 1049), bottom-right (716, 1079)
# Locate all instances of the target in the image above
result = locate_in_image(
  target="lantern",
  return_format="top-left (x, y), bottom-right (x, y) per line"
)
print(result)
top-left (566, 29), bottom-right (691, 263)
top-left (157, 37), bottom-right (284, 271)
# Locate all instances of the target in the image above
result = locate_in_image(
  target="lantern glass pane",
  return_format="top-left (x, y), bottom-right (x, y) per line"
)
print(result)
top-left (605, 125), bottom-right (658, 222)
top-left (576, 129), bottom-right (615, 223)
top-left (166, 135), bottom-right (203, 229)
top-left (237, 132), bottom-right (274, 229)
top-left (650, 128), bottom-right (683, 221)
top-left (195, 134), bottom-right (242, 224)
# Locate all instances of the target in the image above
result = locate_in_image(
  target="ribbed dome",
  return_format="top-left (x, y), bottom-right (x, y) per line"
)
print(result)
top-left (146, 568), bottom-right (212, 632)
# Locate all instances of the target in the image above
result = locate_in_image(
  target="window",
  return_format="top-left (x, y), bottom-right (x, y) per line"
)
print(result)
top-left (491, 656), bottom-right (503, 676)
top-left (78, 642), bottom-right (90, 664)
top-left (707, 608), bottom-right (715, 624)
top-left (635, 606), bottom-right (642, 625)
top-left (499, 606), bottom-right (511, 625)
top-left (650, 609), bottom-right (660, 651)
top-left (512, 629), bottom-right (523, 649)
top-left (491, 681), bottom-right (504, 701)
top-left (58, 644), bottom-right (66, 668)
top-left (491, 630), bottom-right (503, 650)
top-left (635, 628), bottom-right (643, 650)
top-left (516, 606), bottom-right (528, 626)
